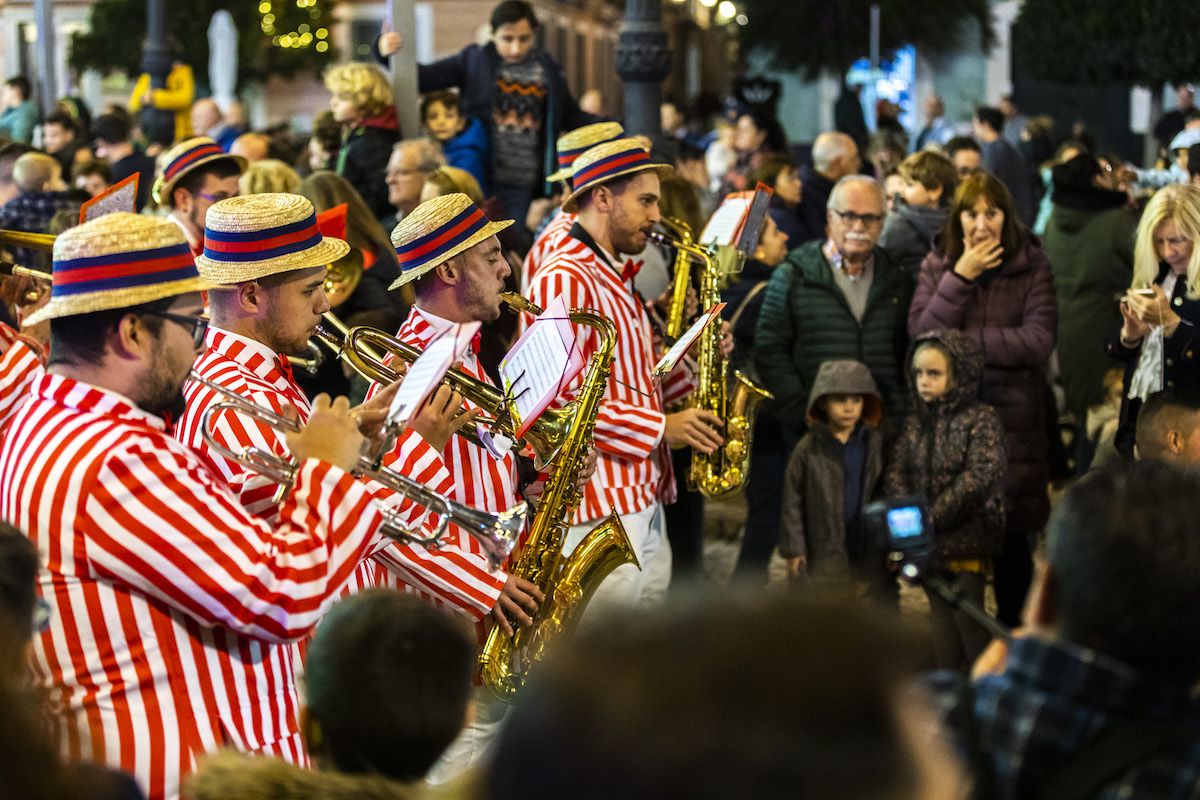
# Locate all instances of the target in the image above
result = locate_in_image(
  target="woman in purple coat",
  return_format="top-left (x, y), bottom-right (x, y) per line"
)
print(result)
top-left (908, 171), bottom-right (1058, 629)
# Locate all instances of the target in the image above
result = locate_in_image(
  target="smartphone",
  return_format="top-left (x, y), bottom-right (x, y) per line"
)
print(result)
top-left (1133, 288), bottom-right (1157, 296)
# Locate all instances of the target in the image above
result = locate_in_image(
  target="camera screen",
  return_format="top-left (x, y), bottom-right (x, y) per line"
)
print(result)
top-left (886, 506), bottom-right (924, 539)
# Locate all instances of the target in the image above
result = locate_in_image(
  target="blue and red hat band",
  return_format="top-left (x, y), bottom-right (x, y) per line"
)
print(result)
top-left (163, 143), bottom-right (226, 182)
top-left (572, 148), bottom-right (652, 190)
top-left (202, 213), bottom-right (324, 263)
top-left (52, 242), bottom-right (198, 297)
top-left (395, 205), bottom-right (490, 272)
top-left (557, 144), bottom-right (592, 168)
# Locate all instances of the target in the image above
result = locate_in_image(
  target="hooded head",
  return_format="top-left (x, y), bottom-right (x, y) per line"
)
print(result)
top-left (806, 360), bottom-right (883, 428)
top-left (906, 329), bottom-right (982, 413)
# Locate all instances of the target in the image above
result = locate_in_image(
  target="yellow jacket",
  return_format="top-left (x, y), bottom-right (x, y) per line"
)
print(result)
top-left (129, 63), bottom-right (195, 143)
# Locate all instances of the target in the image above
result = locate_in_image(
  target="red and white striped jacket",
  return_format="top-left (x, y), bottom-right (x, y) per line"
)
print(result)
top-left (0, 321), bottom-right (43, 439)
top-left (528, 226), bottom-right (697, 521)
top-left (177, 327), bottom-right (494, 614)
top-left (0, 372), bottom-right (385, 800)
top-left (364, 306), bottom-right (512, 618)
top-left (521, 208), bottom-right (575, 293)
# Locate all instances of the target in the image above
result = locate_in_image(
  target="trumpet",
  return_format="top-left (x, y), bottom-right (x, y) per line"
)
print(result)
top-left (310, 305), bottom-right (575, 467)
top-left (190, 370), bottom-right (524, 569)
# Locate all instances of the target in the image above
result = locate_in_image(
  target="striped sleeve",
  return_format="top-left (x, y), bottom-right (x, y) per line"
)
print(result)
top-left (371, 428), bottom-right (506, 619)
top-left (0, 332), bottom-right (43, 438)
top-left (530, 263), bottom-right (666, 463)
top-left (82, 440), bottom-right (382, 644)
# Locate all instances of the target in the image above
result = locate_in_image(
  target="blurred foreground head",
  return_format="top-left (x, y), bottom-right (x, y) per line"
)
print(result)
top-left (488, 592), bottom-right (964, 800)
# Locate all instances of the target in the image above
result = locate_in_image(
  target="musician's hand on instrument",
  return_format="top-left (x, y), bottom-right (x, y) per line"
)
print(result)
top-left (491, 575), bottom-right (545, 635)
top-left (352, 379), bottom-right (400, 441)
top-left (576, 446), bottom-right (598, 489)
top-left (378, 30), bottom-right (403, 56)
top-left (719, 320), bottom-right (734, 358)
top-left (287, 394), bottom-right (364, 472)
top-left (408, 385), bottom-right (478, 451)
top-left (664, 408), bottom-right (724, 454)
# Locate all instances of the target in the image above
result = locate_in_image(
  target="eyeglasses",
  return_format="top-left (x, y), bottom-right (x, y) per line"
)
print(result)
top-left (196, 191), bottom-right (236, 203)
top-left (142, 310), bottom-right (209, 348)
top-left (830, 209), bottom-right (884, 227)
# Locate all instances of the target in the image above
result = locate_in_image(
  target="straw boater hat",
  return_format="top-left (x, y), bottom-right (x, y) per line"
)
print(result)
top-left (23, 212), bottom-right (213, 326)
top-left (561, 137), bottom-right (674, 213)
top-left (545, 121), bottom-right (626, 183)
top-left (194, 193), bottom-right (350, 284)
top-left (152, 136), bottom-right (247, 206)
top-left (387, 193), bottom-right (513, 289)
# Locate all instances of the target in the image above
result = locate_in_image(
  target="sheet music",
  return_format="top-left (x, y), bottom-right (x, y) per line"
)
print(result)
top-left (499, 296), bottom-right (584, 438)
top-left (80, 173), bottom-right (139, 223)
top-left (387, 322), bottom-right (480, 427)
top-left (699, 197), bottom-right (751, 246)
top-left (654, 302), bottom-right (727, 376)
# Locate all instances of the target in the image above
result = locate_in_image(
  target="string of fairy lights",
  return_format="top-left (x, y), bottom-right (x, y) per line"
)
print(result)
top-left (258, 0), bottom-right (331, 52)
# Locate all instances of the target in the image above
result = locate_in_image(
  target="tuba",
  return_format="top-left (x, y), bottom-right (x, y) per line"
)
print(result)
top-left (190, 370), bottom-right (524, 569)
top-left (648, 229), bottom-right (773, 498)
top-left (311, 304), bottom-right (576, 467)
top-left (479, 294), bottom-right (639, 702)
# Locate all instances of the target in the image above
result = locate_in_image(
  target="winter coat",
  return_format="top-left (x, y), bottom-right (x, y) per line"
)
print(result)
top-left (336, 107), bottom-right (401, 222)
top-left (780, 360), bottom-right (885, 579)
top-left (885, 330), bottom-right (1007, 562)
top-left (755, 239), bottom-right (913, 448)
top-left (128, 63), bottom-right (195, 143)
top-left (879, 201), bottom-right (949, 276)
top-left (720, 256), bottom-right (774, 377)
top-left (1042, 183), bottom-right (1137, 420)
top-left (1107, 262), bottom-right (1200, 458)
top-left (796, 164), bottom-right (835, 245)
top-left (417, 42), bottom-right (597, 190)
top-left (186, 751), bottom-right (430, 800)
top-left (442, 116), bottom-right (490, 194)
top-left (909, 239), bottom-right (1057, 531)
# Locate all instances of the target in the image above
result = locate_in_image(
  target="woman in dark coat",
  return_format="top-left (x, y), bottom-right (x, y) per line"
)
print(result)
top-left (1109, 183), bottom-right (1200, 458)
top-left (909, 171), bottom-right (1058, 628)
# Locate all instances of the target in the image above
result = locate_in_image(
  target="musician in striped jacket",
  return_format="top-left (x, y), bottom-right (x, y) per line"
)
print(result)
top-left (178, 194), bottom-right (503, 614)
top-left (0, 213), bottom-right (390, 800)
top-left (528, 138), bottom-right (727, 608)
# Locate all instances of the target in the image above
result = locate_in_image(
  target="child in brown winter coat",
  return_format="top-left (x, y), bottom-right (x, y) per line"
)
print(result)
top-left (779, 360), bottom-right (891, 599)
top-left (886, 329), bottom-right (1006, 670)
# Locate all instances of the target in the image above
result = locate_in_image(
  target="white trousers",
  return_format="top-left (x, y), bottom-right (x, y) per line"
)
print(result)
top-left (425, 686), bottom-right (507, 786)
top-left (564, 502), bottom-right (672, 615)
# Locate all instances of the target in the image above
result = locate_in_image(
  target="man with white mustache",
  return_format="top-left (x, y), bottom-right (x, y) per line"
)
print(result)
top-left (755, 174), bottom-right (915, 489)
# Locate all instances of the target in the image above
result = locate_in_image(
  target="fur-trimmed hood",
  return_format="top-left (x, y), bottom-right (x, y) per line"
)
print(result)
top-left (186, 751), bottom-right (425, 800)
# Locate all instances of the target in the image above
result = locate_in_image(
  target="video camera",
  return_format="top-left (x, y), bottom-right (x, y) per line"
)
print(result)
top-left (864, 495), bottom-right (935, 577)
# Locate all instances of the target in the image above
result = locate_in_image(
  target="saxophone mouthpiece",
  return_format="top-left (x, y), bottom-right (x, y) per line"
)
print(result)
top-left (646, 230), bottom-right (669, 246)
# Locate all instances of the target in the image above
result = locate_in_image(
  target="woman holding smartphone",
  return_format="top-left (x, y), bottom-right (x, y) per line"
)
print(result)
top-left (908, 171), bottom-right (1057, 630)
top-left (1110, 183), bottom-right (1200, 458)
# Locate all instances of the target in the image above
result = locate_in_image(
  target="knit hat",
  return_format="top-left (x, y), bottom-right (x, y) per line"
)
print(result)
top-left (546, 121), bottom-right (626, 182)
top-left (387, 193), bottom-right (513, 289)
top-left (153, 136), bottom-right (246, 206)
top-left (562, 138), bottom-right (674, 213)
top-left (23, 212), bottom-right (212, 326)
top-left (194, 193), bottom-right (349, 284)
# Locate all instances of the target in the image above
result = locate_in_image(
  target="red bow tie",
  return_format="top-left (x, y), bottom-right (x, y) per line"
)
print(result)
top-left (621, 259), bottom-right (643, 283)
top-left (470, 330), bottom-right (481, 356)
top-left (275, 354), bottom-right (297, 384)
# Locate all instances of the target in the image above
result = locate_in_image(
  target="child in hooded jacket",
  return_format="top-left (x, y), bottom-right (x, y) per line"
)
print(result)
top-left (779, 360), bottom-right (892, 599)
top-left (886, 329), bottom-right (1006, 670)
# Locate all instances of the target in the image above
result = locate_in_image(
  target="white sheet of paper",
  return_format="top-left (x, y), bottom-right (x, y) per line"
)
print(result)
top-left (654, 302), bottom-right (727, 376)
top-left (699, 197), bottom-right (751, 246)
top-left (386, 322), bottom-right (479, 427)
top-left (499, 296), bottom-right (583, 437)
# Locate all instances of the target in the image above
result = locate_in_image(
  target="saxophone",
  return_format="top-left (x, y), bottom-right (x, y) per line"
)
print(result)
top-left (650, 224), bottom-right (773, 499)
top-left (479, 294), bottom-right (639, 703)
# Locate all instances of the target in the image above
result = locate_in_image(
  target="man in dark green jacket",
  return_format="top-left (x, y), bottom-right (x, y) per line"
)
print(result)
top-left (755, 175), bottom-right (913, 449)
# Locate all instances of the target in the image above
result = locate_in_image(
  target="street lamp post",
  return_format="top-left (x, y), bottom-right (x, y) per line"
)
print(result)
top-left (33, 0), bottom-right (58, 118)
top-left (616, 0), bottom-right (672, 138)
top-left (140, 0), bottom-right (175, 145)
